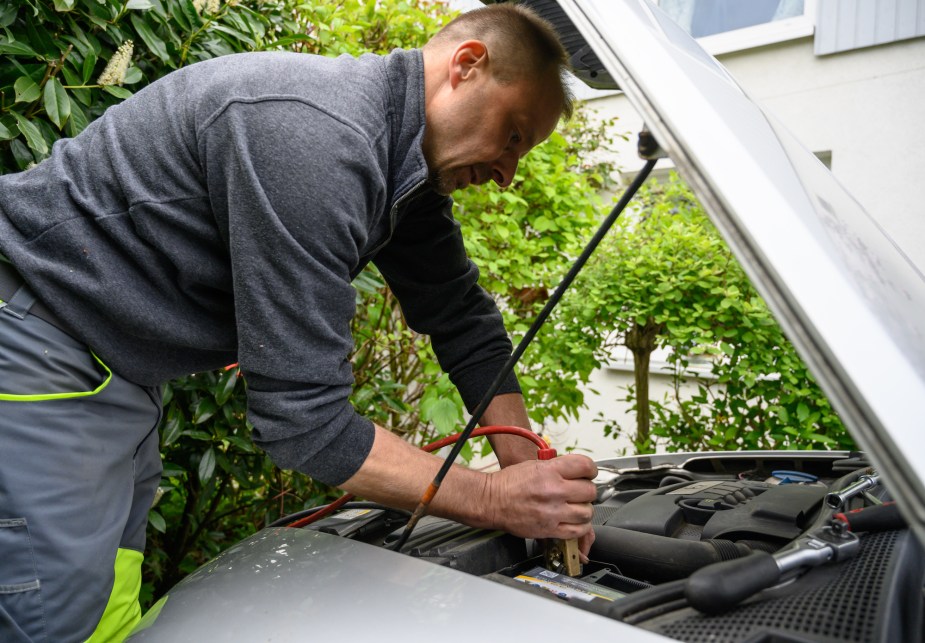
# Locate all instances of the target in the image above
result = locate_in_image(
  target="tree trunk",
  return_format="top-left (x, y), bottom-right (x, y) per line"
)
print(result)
top-left (625, 317), bottom-right (664, 451)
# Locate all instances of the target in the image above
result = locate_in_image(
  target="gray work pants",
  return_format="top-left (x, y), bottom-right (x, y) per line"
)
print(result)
top-left (0, 285), bottom-right (162, 642)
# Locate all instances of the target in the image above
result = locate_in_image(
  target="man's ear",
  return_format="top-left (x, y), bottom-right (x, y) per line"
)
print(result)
top-left (448, 40), bottom-right (489, 89)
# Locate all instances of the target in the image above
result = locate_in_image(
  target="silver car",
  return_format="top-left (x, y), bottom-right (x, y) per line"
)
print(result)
top-left (128, 1), bottom-right (925, 640)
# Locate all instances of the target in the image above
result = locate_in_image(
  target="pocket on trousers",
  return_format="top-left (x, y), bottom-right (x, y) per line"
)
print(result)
top-left (0, 313), bottom-right (112, 400)
top-left (0, 518), bottom-right (45, 641)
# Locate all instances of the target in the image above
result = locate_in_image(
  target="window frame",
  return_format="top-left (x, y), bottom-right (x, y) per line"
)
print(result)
top-left (657, 0), bottom-right (817, 56)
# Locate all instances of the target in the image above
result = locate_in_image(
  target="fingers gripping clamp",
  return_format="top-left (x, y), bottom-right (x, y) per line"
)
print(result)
top-left (538, 445), bottom-right (583, 577)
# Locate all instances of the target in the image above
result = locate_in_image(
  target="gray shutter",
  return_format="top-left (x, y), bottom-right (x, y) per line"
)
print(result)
top-left (815, 0), bottom-right (925, 55)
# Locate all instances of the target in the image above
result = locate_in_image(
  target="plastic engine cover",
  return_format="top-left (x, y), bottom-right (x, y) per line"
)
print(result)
top-left (604, 480), bottom-right (826, 544)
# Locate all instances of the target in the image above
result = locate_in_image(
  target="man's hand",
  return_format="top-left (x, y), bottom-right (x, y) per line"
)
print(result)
top-left (483, 454), bottom-right (598, 543)
top-left (477, 394), bottom-right (597, 558)
top-left (340, 426), bottom-right (598, 552)
top-left (577, 528), bottom-right (596, 563)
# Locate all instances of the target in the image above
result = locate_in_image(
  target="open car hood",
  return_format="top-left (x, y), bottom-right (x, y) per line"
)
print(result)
top-left (530, 0), bottom-right (925, 542)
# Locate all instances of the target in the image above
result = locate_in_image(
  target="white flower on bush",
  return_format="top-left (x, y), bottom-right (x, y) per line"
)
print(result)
top-left (97, 40), bottom-right (133, 87)
top-left (193, 0), bottom-right (221, 13)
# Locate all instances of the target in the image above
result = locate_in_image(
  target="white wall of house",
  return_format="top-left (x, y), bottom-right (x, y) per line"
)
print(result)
top-left (588, 33), bottom-right (925, 270)
top-left (536, 16), bottom-right (925, 460)
top-left (536, 354), bottom-right (699, 459)
top-left (467, 355), bottom-right (709, 469)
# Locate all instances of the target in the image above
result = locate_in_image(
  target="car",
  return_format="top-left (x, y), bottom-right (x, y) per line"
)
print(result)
top-left (126, 0), bottom-right (925, 640)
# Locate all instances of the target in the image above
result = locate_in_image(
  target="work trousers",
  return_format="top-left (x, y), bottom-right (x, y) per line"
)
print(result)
top-left (0, 284), bottom-right (162, 641)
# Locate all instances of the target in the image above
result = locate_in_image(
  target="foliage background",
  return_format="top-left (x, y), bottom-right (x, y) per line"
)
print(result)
top-left (2, 0), bottom-right (851, 609)
top-left (531, 175), bottom-right (853, 454)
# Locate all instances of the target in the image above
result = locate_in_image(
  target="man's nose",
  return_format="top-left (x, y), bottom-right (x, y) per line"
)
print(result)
top-left (491, 152), bottom-right (520, 188)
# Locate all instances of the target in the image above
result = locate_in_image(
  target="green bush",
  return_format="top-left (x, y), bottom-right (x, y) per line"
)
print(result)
top-left (2, 0), bottom-right (289, 170)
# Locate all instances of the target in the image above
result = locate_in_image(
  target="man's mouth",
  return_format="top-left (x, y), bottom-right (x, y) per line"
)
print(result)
top-left (452, 166), bottom-right (485, 192)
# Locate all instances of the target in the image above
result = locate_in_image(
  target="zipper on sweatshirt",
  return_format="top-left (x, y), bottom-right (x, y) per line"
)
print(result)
top-left (360, 178), bottom-right (429, 263)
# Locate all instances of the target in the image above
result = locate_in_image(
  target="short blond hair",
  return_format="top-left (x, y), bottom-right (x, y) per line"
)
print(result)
top-left (426, 4), bottom-right (574, 120)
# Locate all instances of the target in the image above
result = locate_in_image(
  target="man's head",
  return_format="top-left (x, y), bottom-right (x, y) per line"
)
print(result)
top-left (421, 4), bottom-right (573, 196)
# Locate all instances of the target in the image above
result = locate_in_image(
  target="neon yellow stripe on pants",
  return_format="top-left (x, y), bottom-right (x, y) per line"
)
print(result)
top-left (85, 548), bottom-right (143, 643)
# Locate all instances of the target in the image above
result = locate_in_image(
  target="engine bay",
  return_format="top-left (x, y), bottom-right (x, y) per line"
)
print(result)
top-left (302, 452), bottom-right (924, 643)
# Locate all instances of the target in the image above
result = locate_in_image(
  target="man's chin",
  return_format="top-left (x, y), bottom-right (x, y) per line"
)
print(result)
top-left (427, 172), bottom-right (457, 196)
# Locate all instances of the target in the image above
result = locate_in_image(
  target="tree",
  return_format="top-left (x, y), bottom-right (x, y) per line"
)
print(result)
top-left (533, 174), bottom-right (854, 453)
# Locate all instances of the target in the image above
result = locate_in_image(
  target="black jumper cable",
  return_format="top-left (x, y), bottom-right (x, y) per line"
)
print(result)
top-left (389, 156), bottom-right (660, 553)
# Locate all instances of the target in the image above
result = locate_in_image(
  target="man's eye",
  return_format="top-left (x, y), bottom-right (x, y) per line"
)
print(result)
top-left (510, 131), bottom-right (522, 145)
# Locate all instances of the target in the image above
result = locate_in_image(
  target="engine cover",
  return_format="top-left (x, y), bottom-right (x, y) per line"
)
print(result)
top-left (604, 480), bottom-right (827, 545)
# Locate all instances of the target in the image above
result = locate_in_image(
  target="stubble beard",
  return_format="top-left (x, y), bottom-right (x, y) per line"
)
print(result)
top-left (427, 166), bottom-right (456, 196)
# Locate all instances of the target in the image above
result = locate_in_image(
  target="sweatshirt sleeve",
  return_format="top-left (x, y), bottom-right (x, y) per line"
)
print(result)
top-left (373, 190), bottom-right (521, 413)
top-left (199, 98), bottom-right (383, 485)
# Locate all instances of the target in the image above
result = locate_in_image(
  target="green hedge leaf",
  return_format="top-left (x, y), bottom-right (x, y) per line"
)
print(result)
top-left (81, 50), bottom-right (97, 84)
top-left (102, 85), bottom-right (133, 99)
top-left (9, 139), bottom-right (35, 170)
top-left (124, 65), bottom-right (143, 84)
top-left (0, 4), bottom-right (17, 28)
top-left (148, 510), bottom-right (166, 533)
top-left (12, 112), bottom-right (48, 155)
top-left (131, 13), bottom-right (171, 64)
top-left (43, 78), bottom-right (71, 129)
top-left (0, 118), bottom-right (14, 141)
top-left (66, 99), bottom-right (89, 137)
top-left (215, 369), bottom-right (239, 406)
top-left (162, 406), bottom-right (184, 446)
top-left (193, 398), bottom-right (219, 424)
top-left (14, 76), bottom-right (41, 103)
top-left (0, 41), bottom-right (40, 57)
top-left (198, 447), bottom-right (216, 482)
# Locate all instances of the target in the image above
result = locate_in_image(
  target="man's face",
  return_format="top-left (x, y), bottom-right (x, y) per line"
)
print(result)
top-left (423, 66), bottom-right (563, 196)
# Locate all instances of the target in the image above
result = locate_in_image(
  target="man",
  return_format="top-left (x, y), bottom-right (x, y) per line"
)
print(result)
top-left (0, 4), bottom-right (597, 640)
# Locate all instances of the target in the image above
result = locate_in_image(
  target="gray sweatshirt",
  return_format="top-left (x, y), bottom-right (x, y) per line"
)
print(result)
top-left (0, 49), bottom-right (519, 485)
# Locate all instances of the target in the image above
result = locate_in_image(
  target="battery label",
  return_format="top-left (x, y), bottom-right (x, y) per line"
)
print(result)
top-left (514, 567), bottom-right (625, 602)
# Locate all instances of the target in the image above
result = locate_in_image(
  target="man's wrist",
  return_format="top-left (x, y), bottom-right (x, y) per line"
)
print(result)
top-left (490, 434), bottom-right (539, 467)
top-left (478, 392), bottom-right (537, 467)
top-left (431, 464), bottom-right (496, 529)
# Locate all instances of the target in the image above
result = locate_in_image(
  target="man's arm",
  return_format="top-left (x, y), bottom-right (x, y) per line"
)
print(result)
top-left (339, 425), bottom-right (598, 542)
top-left (373, 192), bottom-right (524, 416)
top-left (370, 192), bottom-right (596, 546)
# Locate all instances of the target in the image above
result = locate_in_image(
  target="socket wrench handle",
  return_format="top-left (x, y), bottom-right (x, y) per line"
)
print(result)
top-left (832, 501), bottom-right (905, 534)
top-left (685, 528), bottom-right (859, 614)
top-left (685, 552), bottom-right (780, 614)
